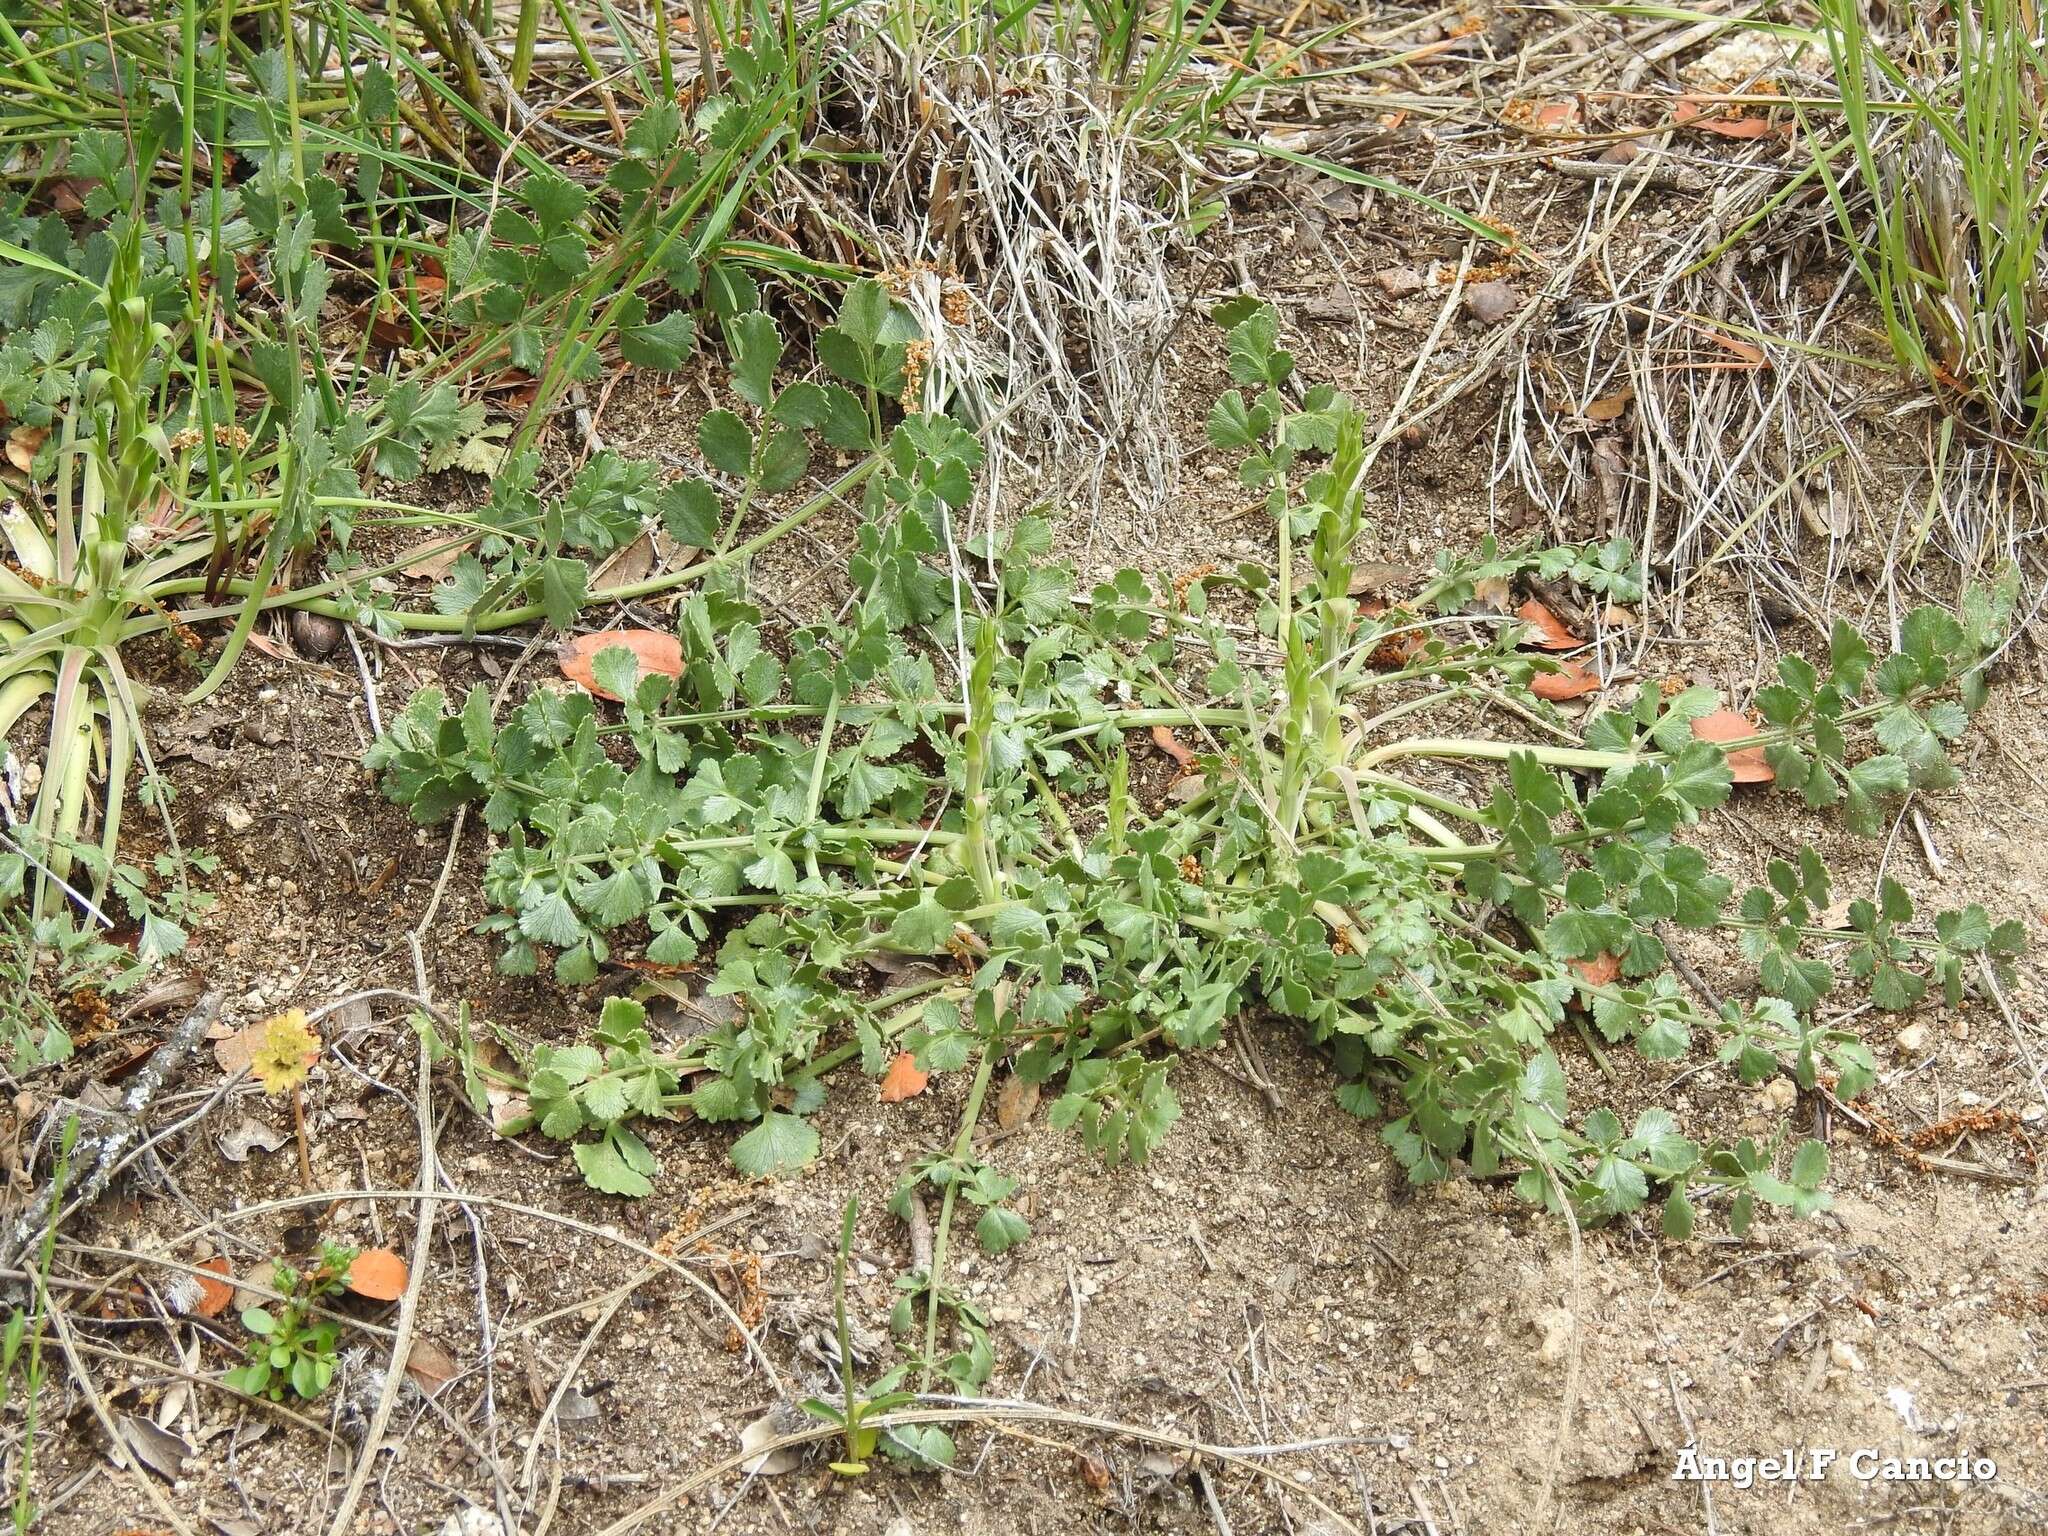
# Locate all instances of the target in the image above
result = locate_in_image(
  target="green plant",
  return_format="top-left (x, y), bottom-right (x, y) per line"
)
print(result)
top-left (1804, 0), bottom-right (2048, 450)
top-left (0, 910), bottom-right (93, 1071)
top-left (371, 297), bottom-right (2022, 1258)
top-left (801, 1198), bottom-right (924, 1475)
top-left (0, 1116), bottom-right (73, 1533)
top-left (223, 1242), bottom-right (357, 1402)
top-left (0, 0), bottom-right (867, 952)
top-left (1, 224), bottom-right (179, 930)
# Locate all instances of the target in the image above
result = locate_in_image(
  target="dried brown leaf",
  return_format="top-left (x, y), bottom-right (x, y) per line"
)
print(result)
top-left (1346, 559), bottom-right (1415, 598)
top-left (405, 1337), bottom-right (460, 1396)
top-left (194, 1256), bottom-right (234, 1319)
top-left (1530, 660), bottom-right (1601, 700)
top-left (1690, 709), bottom-right (1774, 783)
top-left (1674, 95), bottom-right (1778, 138)
top-left (1516, 597), bottom-right (1580, 651)
top-left (558, 630), bottom-right (685, 700)
top-left (1569, 952), bottom-right (1621, 987)
top-left (398, 539), bottom-right (473, 581)
top-left (345, 1247), bottom-right (409, 1302)
top-left (5, 426), bottom-right (48, 473)
top-left (878, 1051), bottom-right (929, 1103)
top-left (995, 1072), bottom-right (1040, 1131)
top-left (1149, 725), bottom-right (1195, 770)
top-left (1580, 386), bottom-right (1634, 422)
top-left (1373, 266), bottom-right (1425, 298)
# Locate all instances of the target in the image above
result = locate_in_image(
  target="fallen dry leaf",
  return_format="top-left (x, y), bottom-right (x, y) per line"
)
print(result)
top-left (367, 304), bottom-right (413, 349)
top-left (1347, 559), bottom-right (1415, 598)
top-left (1531, 660), bottom-right (1601, 700)
top-left (115, 1413), bottom-right (191, 1482)
top-left (405, 1337), bottom-right (460, 1397)
top-left (1149, 725), bottom-right (1195, 770)
top-left (1570, 952), bottom-right (1621, 987)
top-left (1516, 597), bottom-right (1580, 651)
top-left (1702, 329), bottom-right (1767, 367)
top-left (738, 1408), bottom-right (804, 1475)
top-left (489, 370), bottom-right (541, 410)
top-left (558, 630), bottom-right (685, 700)
top-left (1674, 95), bottom-right (1778, 138)
top-left (1690, 709), bottom-right (1774, 783)
top-left (217, 1115), bottom-right (288, 1163)
top-left (212, 1018), bottom-right (272, 1076)
top-left (398, 538), bottom-right (473, 581)
top-left (232, 1259), bottom-right (277, 1313)
top-left (239, 630), bottom-right (293, 662)
top-left (345, 1247), bottom-right (409, 1302)
top-left (878, 1050), bottom-right (929, 1103)
top-left (5, 425), bottom-right (48, 474)
top-left (42, 176), bottom-right (91, 213)
top-left (589, 530), bottom-right (658, 590)
top-left (1358, 601), bottom-right (1427, 669)
top-left (195, 1256), bottom-right (234, 1319)
top-left (1469, 576), bottom-right (1513, 613)
top-left (995, 1072), bottom-right (1040, 1131)
top-left (1579, 385), bottom-right (1634, 422)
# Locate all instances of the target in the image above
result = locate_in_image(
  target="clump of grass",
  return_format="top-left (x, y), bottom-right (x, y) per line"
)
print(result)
top-left (1, 224), bottom-right (189, 941)
top-left (1808, 0), bottom-right (2048, 453)
top-left (0, 0), bottom-right (844, 949)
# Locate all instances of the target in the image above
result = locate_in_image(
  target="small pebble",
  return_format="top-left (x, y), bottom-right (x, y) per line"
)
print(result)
top-left (1373, 266), bottom-right (1425, 298)
top-left (1463, 280), bottom-right (1522, 326)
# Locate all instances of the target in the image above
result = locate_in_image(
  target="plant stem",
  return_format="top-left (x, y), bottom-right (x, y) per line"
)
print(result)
top-left (919, 1042), bottom-right (996, 1392)
top-left (292, 1088), bottom-right (313, 1187)
top-left (1356, 737), bottom-right (1638, 773)
top-left (832, 1195), bottom-right (860, 1466)
top-left (135, 456), bottom-right (884, 640)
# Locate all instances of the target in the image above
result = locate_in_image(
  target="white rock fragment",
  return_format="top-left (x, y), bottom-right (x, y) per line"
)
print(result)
top-left (1533, 1306), bottom-right (1576, 1363)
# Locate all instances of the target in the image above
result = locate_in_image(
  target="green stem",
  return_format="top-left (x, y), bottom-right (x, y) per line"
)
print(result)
top-left (14, 1117), bottom-right (74, 1534)
top-left (132, 457), bottom-right (883, 641)
top-left (1357, 737), bottom-right (1638, 773)
top-left (919, 1042), bottom-right (997, 1392)
top-left (803, 691), bottom-right (842, 882)
top-left (182, 539), bottom-right (279, 704)
top-left (510, 0), bottom-right (541, 92)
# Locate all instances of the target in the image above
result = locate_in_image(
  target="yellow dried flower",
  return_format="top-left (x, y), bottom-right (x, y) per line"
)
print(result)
top-left (249, 1008), bottom-right (320, 1095)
